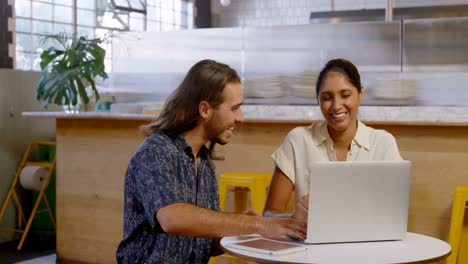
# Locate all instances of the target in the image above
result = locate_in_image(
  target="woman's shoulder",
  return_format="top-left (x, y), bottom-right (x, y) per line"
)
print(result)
top-left (363, 123), bottom-right (397, 144)
top-left (288, 125), bottom-right (310, 136)
top-left (288, 122), bottom-right (321, 137)
top-left (360, 123), bottom-right (401, 159)
top-left (285, 122), bottom-right (326, 143)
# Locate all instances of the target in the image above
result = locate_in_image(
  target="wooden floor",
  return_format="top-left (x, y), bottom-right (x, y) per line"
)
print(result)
top-left (0, 237), bottom-right (55, 263)
top-left (56, 118), bottom-right (468, 263)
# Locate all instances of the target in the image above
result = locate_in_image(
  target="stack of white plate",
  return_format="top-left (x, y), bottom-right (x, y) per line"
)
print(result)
top-left (372, 79), bottom-right (419, 100)
top-left (243, 76), bottom-right (285, 98)
top-left (110, 102), bottom-right (148, 113)
top-left (287, 70), bottom-right (318, 98)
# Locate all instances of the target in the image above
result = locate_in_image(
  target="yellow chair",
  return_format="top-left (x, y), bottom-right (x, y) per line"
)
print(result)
top-left (219, 171), bottom-right (272, 213)
top-left (0, 141), bottom-right (56, 250)
top-left (447, 185), bottom-right (468, 264)
top-left (210, 171), bottom-right (272, 264)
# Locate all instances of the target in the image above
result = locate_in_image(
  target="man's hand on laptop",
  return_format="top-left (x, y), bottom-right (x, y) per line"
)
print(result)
top-left (293, 194), bottom-right (309, 224)
top-left (257, 217), bottom-right (306, 240)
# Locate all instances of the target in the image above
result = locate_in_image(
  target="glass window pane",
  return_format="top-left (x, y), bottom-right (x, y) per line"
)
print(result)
top-left (129, 0), bottom-right (145, 11)
top-left (16, 18), bottom-right (32, 33)
top-left (181, 1), bottom-right (188, 13)
top-left (174, 11), bottom-right (181, 25)
top-left (147, 20), bottom-right (160, 32)
top-left (15, 0), bottom-right (31, 17)
top-left (174, 0), bottom-right (181, 12)
top-left (114, 0), bottom-right (130, 8)
top-left (54, 0), bottom-right (73, 6)
top-left (147, 0), bottom-right (158, 6)
top-left (187, 3), bottom-right (193, 29)
top-left (53, 23), bottom-right (73, 35)
top-left (147, 6), bottom-right (160, 21)
top-left (33, 34), bottom-right (58, 51)
top-left (98, 11), bottom-right (127, 29)
top-left (15, 51), bottom-right (33, 70)
top-left (187, 2), bottom-right (193, 14)
top-left (54, 5), bottom-right (73, 23)
top-left (95, 28), bottom-right (110, 40)
top-left (161, 8), bottom-right (174, 24)
top-left (77, 9), bottom-right (96, 26)
top-left (180, 13), bottom-right (188, 28)
top-left (130, 12), bottom-right (145, 20)
top-left (32, 52), bottom-right (43, 71)
top-left (32, 20), bottom-right (53, 35)
top-left (161, 23), bottom-right (174, 31)
top-left (16, 33), bottom-right (33, 52)
top-left (161, 0), bottom-right (173, 10)
top-left (129, 17), bottom-right (145, 31)
top-left (77, 0), bottom-right (94, 9)
top-left (100, 44), bottom-right (112, 59)
top-left (77, 26), bottom-right (95, 38)
top-left (104, 58), bottom-right (112, 73)
top-left (32, 2), bottom-right (52, 20)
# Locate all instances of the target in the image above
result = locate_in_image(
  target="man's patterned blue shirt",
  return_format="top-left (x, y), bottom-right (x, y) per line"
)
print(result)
top-left (116, 132), bottom-right (220, 263)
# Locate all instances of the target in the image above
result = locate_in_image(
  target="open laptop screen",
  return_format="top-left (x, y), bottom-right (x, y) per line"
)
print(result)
top-left (305, 160), bottom-right (411, 244)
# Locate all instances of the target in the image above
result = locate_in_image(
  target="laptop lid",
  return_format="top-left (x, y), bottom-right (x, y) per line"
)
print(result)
top-left (305, 160), bottom-right (411, 244)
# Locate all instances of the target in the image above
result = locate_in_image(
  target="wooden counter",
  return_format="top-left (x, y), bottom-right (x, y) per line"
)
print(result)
top-left (23, 110), bottom-right (468, 263)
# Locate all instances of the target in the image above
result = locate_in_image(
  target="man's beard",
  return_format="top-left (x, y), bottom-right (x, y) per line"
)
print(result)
top-left (205, 115), bottom-right (228, 145)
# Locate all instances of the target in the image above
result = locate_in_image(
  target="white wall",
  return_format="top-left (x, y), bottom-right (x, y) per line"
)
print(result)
top-left (0, 70), bottom-right (56, 242)
top-left (212, 0), bottom-right (468, 27)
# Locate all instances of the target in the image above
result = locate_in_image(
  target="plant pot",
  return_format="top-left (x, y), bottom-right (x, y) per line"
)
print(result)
top-left (62, 102), bottom-right (94, 113)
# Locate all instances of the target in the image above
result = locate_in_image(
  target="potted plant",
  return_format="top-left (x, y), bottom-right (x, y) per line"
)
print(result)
top-left (36, 33), bottom-right (108, 111)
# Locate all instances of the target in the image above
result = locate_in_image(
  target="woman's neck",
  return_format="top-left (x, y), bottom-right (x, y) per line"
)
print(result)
top-left (328, 120), bottom-right (358, 151)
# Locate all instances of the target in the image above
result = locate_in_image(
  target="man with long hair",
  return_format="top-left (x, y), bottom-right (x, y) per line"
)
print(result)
top-left (116, 60), bottom-right (306, 263)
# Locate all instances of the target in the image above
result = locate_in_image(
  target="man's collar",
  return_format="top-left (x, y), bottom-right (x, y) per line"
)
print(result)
top-left (173, 133), bottom-right (209, 158)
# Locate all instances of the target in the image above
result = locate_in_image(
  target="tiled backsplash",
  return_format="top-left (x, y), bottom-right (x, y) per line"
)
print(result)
top-left (213, 0), bottom-right (468, 27)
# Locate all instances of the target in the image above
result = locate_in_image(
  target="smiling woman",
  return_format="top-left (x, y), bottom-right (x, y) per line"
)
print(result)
top-left (315, 59), bottom-right (364, 159)
top-left (263, 58), bottom-right (403, 226)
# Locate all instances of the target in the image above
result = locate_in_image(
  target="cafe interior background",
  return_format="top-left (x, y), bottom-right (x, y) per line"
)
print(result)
top-left (1, 0), bottom-right (468, 263)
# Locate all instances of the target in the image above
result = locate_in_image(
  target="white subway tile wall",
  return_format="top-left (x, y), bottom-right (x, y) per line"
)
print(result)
top-left (215, 0), bottom-right (468, 27)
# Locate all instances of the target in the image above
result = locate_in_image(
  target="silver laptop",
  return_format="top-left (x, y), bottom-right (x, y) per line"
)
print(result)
top-left (305, 160), bottom-right (411, 244)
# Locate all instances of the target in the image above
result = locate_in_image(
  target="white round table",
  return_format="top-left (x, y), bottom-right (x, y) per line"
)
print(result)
top-left (221, 232), bottom-right (451, 264)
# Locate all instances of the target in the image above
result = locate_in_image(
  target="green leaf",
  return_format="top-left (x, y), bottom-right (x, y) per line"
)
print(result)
top-left (40, 50), bottom-right (63, 70)
top-left (74, 76), bottom-right (89, 104)
top-left (40, 33), bottom-right (68, 50)
top-left (67, 77), bottom-right (78, 105)
top-left (35, 32), bottom-right (108, 109)
top-left (83, 74), bottom-right (100, 101)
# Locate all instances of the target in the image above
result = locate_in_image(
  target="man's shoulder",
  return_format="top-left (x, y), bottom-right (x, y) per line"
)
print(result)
top-left (146, 131), bottom-right (172, 144)
top-left (134, 132), bottom-right (177, 158)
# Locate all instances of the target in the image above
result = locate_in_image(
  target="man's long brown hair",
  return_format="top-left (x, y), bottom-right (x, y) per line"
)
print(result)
top-left (141, 59), bottom-right (241, 160)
